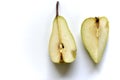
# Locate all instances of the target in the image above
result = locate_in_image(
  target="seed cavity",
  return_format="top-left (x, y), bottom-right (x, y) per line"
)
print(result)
top-left (60, 53), bottom-right (63, 63)
top-left (58, 43), bottom-right (64, 62)
top-left (59, 43), bottom-right (64, 53)
top-left (59, 43), bottom-right (64, 49)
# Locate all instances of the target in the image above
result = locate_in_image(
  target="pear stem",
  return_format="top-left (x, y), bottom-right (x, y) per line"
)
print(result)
top-left (56, 1), bottom-right (59, 17)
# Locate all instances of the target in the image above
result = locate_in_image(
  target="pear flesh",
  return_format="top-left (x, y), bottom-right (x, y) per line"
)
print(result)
top-left (81, 17), bottom-right (109, 63)
top-left (49, 2), bottom-right (77, 63)
top-left (49, 16), bottom-right (77, 63)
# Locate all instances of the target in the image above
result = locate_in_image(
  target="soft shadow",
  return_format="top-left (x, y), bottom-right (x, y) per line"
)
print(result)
top-left (52, 62), bottom-right (75, 76)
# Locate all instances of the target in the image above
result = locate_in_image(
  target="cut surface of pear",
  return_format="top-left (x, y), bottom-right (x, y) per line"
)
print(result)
top-left (49, 1), bottom-right (77, 63)
top-left (81, 17), bottom-right (109, 63)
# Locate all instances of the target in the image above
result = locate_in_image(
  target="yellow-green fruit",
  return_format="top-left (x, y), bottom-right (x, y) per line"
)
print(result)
top-left (81, 17), bottom-right (109, 63)
top-left (49, 1), bottom-right (77, 63)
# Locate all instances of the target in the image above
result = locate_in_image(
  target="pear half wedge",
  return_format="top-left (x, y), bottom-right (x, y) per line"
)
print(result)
top-left (81, 17), bottom-right (109, 64)
top-left (49, 1), bottom-right (77, 63)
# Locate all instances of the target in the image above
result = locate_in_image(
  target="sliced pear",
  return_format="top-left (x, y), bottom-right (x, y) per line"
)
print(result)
top-left (49, 1), bottom-right (77, 63)
top-left (81, 17), bottom-right (109, 63)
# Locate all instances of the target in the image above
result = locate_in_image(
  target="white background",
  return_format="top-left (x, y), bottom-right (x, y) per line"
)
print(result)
top-left (0, 0), bottom-right (119, 80)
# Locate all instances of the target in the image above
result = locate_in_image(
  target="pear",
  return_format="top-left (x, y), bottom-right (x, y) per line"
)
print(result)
top-left (81, 17), bottom-right (109, 63)
top-left (49, 1), bottom-right (77, 63)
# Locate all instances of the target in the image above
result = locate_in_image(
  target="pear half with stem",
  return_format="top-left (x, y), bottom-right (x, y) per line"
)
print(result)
top-left (49, 1), bottom-right (77, 63)
top-left (81, 17), bottom-right (109, 64)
